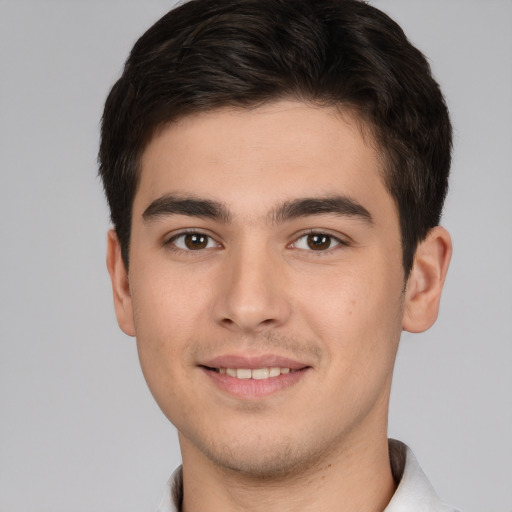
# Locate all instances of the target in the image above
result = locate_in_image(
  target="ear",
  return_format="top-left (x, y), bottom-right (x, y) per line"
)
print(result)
top-left (106, 229), bottom-right (136, 337)
top-left (402, 226), bottom-right (452, 333)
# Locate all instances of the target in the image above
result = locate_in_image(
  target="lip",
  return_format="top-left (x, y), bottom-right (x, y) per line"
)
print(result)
top-left (202, 354), bottom-right (308, 371)
top-left (199, 354), bottom-right (310, 399)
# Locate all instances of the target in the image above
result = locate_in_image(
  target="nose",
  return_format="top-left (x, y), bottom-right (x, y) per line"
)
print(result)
top-left (212, 242), bottom-right (292, 333)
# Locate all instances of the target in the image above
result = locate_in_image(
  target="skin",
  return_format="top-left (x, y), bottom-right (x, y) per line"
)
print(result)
top-left (107, 100), bottom-right (452, 512)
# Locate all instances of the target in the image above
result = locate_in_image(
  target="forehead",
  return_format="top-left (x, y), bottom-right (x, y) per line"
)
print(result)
top-left (135, 100), bottom-right (392, 221)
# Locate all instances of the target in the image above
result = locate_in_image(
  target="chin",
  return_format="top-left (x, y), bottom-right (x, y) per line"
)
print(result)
top-left (189, 430), bottom-right (330, 481)
top-left (213, 446), bottom-right (306, 479)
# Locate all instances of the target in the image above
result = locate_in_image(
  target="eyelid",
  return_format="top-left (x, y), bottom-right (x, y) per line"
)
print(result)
top-left (289, 229), bottom-right (350, 251)
top-left (164, 229), bottom-right (222, 251)
top-left (162, 228), bottom-right (350, 252)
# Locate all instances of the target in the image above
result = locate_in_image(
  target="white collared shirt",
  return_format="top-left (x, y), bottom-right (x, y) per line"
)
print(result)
top-left (155, 440), bottom-right (460, 512)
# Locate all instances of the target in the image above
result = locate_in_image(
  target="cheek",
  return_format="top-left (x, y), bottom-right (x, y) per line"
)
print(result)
top-left (131, 263), bottom-right (209, 336)
top-left (130, 284), bottom-right (199, 424)
top-left (295, 259), bottom-right (404, 363)
top-left (128, 268), bottom-right (207, 393)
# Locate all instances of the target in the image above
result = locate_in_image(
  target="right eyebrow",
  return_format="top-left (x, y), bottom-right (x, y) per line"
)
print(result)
top-left (142, 194), bottom-right (231, 223)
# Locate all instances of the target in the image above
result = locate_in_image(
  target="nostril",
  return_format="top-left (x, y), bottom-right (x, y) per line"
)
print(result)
top-left (219, 315), bottom-right (278, 333)
top-left (213, 275), bottom-right (292, 332)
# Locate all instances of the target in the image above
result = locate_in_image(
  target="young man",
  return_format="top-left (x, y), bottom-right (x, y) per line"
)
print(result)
top-left (99, 0), bottom-right (455, 510)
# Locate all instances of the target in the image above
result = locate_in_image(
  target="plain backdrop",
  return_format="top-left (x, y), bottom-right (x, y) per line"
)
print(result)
top-left (1, 1), bottom-right (511, 511)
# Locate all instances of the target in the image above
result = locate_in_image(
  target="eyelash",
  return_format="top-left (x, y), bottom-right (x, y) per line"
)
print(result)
top-left (289, 230), bottom-right (348, 253)
top-left (165, 229), bottom-right (349, 255)
top-left (165, 230), bottom-right (221, 252)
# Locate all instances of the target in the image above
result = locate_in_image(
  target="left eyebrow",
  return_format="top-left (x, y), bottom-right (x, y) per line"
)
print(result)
top-left (271, 196), bottom-right (373, 225)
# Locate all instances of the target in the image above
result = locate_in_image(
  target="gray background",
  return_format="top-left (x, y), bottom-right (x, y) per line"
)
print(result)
top-left (1, 1), bottom-right (511, 511)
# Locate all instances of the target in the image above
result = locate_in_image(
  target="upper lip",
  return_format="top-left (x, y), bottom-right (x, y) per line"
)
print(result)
top-left (201, 354), bottom-right (308, 370)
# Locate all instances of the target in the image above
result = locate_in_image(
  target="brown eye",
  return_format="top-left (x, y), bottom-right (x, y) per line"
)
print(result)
top-left (170, 232), bottom-right (218, 251)
top-left (184, 233), bottom-right (208, 250)
top-left (306, 234), bottom-right (332, 250)
top-left (291, 233), bottom-right (343, 252)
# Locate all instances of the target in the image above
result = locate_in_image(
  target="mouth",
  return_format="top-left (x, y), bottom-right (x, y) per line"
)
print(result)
top-left (199, 356), bottom-right (310, 398)
top-left (203, 366), bottom-right (298, 380)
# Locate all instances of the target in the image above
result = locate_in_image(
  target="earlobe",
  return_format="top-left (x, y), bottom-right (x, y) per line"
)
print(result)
top-left (106, 230), bottom-right (136, 337)
top-left (402, 226), bottom-right (452, 333)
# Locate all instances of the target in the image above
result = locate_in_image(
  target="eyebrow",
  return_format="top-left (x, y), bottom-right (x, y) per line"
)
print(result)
top-left (272, 196), bottom-right (373, 224)
top-left (142, 194), bottom-right (373, 225)
top-left (142, 195), bottom-right (231, 223)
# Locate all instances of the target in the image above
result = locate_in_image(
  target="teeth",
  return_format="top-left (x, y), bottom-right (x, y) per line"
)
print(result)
top-left (269, 367), bottom-right (281, 377)
top-left (218, 367), bottom-right (293, 380)
top-left (236, 368), bottom-right (252, 379)
top-left (252, 368), bottom-right (269, 380)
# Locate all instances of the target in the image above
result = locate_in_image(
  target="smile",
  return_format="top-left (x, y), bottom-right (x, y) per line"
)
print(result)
top-left (202, 361), bottom-right (309, 399)
top-left (213, 367), bottom-right (294, 380)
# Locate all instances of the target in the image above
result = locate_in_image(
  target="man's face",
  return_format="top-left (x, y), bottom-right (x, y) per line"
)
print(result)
top-left (117, 100), bottom-right (407, 476)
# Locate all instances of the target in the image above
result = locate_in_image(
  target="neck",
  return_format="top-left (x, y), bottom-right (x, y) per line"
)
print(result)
top-left (179, 429), bottom-right (395, 512)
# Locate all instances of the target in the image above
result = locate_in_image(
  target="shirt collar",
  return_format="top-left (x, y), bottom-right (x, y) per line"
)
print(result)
top-left (386, 440), bottom-right (458, 512)
top-left (155, 440), bottom-right (458, 512)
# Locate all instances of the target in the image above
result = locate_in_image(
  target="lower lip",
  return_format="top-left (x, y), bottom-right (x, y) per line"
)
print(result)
top-left (202, 368), bottom-right (309, 399)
